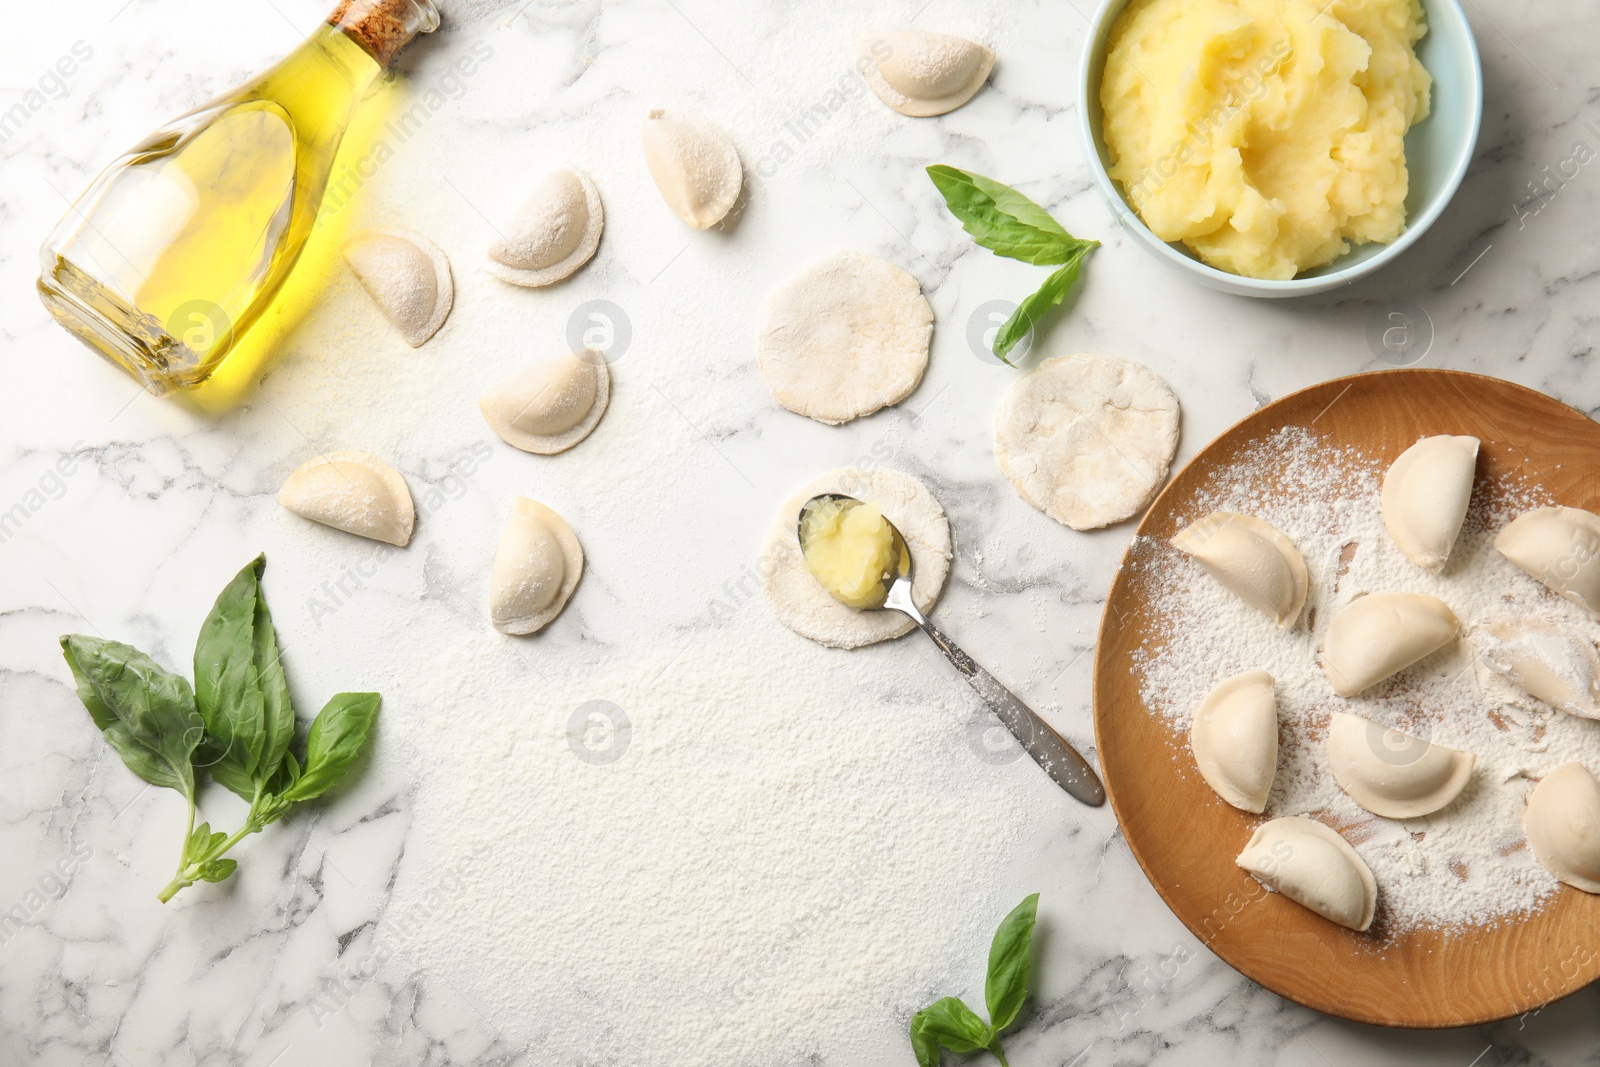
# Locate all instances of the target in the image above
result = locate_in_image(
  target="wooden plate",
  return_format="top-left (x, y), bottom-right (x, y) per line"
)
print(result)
top-left (1093, 369), bottom-right (1600, 1028)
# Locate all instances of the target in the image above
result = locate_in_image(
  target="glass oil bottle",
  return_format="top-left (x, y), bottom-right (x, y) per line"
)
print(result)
top-left (37, 0), bottom-right (439, 397)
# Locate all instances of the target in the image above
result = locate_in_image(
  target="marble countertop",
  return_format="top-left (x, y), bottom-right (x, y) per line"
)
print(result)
top-left (3, 0), bottom-right (1599, 1063)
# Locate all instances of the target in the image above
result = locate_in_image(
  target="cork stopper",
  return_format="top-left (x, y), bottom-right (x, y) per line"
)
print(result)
top-left (328, 0), bottom-right (440, 66)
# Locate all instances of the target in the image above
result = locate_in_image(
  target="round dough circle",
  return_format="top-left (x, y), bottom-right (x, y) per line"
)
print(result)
top-left (758, 250), bottom-right (933, 425)
top-left (995, 353), bottom-right (1180, 530)
top-left (761, 467), bottom-right (951, 649)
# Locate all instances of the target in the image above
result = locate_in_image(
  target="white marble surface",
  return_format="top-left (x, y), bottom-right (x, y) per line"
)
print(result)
top-left (3, 0), bottom-right (1599, 1063)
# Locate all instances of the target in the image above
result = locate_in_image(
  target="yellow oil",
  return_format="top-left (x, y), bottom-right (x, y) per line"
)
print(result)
top-left (178, 79), bottom-right (406, 414)
top-left (39, 24), bottom-right (383, 398)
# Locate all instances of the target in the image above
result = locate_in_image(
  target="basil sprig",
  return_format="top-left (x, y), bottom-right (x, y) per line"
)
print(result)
top-left (61, 555), bottom-right (379, 903)
top-left (927, 165), bottom-right (1099, 365)
top-left (910, 893), bottom-right (1039, 1067)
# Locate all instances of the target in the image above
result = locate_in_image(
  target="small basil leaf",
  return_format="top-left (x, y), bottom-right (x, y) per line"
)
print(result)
top-left (186, 820), bottom-right (214, 859)
top-left (192, 557), bottom-right (268, 791)
top-left (197, 858), bottom-right (237, 883)
top-left (927, 165), bottom-right (1087, 265)
top-left (993, 249), bottom-right (1094, 363)
top-left (270, 751), bottom-right (302, 794)
top-left (253, 794), bottom-right (295, 828)
top-left (912, 997), bottom-right (991, 1054)
top-left (985, 892), bottom-right (1040, 1032)
top-left (60, 635), bottom-right (202, 798)
top-left (909, 1012), bottom-right (943, 1067)
top-left (281, 693), bottom-right (379, 802)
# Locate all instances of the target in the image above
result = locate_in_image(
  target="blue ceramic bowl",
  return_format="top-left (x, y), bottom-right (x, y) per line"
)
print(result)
top-left (1077, 0), bottom-right (1483, 297)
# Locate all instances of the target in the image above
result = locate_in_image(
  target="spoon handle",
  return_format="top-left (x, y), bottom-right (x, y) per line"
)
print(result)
top-left (911, 616), bottom-right (1107, 806)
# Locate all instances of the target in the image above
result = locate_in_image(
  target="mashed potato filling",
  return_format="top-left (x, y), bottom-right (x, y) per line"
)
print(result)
top-left (1101, 0), bottom-right (1431, 280)
top-left (800, 499), bottom-right (897, 609)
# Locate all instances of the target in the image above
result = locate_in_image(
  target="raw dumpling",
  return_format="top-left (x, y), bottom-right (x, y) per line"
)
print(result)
top-left (859, 29), bottom-right (995, 117)
top-left (641, 110), bottom-right (742, 229)
top-left (1478, 619), bottom-right (1600, 720)
top-left (479, 350), bottom-right (610, 455)
top-left (277, 451), bottom-right (414, 546)
top-left (1327, 712), bottom-right (1475, 819)
top-left (1171, 513), bottom-right (1307, 627)
top-left (1495, 506), bottom-right (1600, 614)
top-left (1236, 816), bottom-right (1377, 932)
top-left (490, 498), bottom-right (583, 635)
top-left (1524, 762), bottom-right (1600, 893)
top-left (1323, 592), bottom-right (1458, 696)
top-left (343, 228), bottom-right (453, 346)
top-left (486, 166), bottom-right (603, 287)
top-left (1381, 435), bottom-right (1479, 572)
top-left (758, 250), bottom-right (932, 425)
top-left (1189, 671), bottom-right (1278, 813)
top-left (995, 354), bottom-right (1180, 531)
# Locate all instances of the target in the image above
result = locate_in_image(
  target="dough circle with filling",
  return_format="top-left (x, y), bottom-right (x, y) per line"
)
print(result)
top-left (761, 467), bottom-right (950, 649)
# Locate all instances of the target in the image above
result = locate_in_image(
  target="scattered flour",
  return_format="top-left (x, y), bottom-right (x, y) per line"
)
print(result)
top-left (376, 626), bottom-right (1034, 1065)
top-left (1133, 427), bottom-right (1600, 933)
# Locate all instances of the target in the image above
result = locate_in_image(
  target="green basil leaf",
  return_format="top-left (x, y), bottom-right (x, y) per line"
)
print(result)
top-left (985, 893), bottom-right (1040, 1032)
top-left (993, 250), bottom-right (1094, 363)
top-left (185, 821), bottom-right (226, 859)
top-left (926, 165), bottom-right (1089, 265)
top-left (909, 1013), bottom-right (943, 1067)
top-left (281, 692), bottom-right (379, 802)
top-left (186, 820), bottom-right (213, 859)
top-left (270, 750), bottom-right (302, 794)
top-left (252, 563), bottom-right (295, 774)
top-left (60, 635), bottom-right (202, 798)
top-left (196, 858), bottom-right (237, 883)
top-left (912, 997), bottom-right (990, 1054)
top-left (192, 557), bottom-right (268, 791)
top-left (207, 759), bottom-right (259, 801)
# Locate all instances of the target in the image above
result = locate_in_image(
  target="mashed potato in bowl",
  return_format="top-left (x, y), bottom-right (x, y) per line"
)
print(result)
top-left (1100, 0), bottom-right (1432, 280)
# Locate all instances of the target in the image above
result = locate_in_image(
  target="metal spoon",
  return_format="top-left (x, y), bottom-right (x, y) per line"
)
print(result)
top-left (798, 493), bottom-right (1106, 806)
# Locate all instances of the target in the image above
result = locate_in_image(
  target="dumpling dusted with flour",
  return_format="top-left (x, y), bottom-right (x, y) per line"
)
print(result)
top-left (479, 350), bottom-right (610, 455)
top-left (1170, 512), bottom-right (1307, 627)
top-left (490, 498), bottom-right (583, 635)
top-left (1478, 619), bottom-right (1600, 720)
top-left (1381, 435), bottom-right (1479, 572)
top-left (641, 110), bottom-right (742, 230)
top-left (1327, 713), bottom-right (1475, 819)
top-left (1189, 671), bottom-right (1278, 813)
top-left (1323, 592), bottom-right (1458, 696)
top-left (859, 29), bottom-right (995, 117)
top-left (1496, 506), bottom-right (1600, 614)
top-left (1524, 762), bottom-right (1600, 893)
top-left (1236, 816), bottom-right (1377, 932)
top-left (486, 167), bottom-right (603, 288)
top-left (278, 451), bottom-right (414, 546)
top-left (343, 228), bottom-right (453, 346)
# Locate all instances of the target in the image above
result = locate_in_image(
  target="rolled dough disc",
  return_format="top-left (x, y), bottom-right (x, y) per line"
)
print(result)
top-left (761, 467), bottom-right (951, 649)
top-left (995, 353), bottom-right (1180, 530)
top-left (757, 250), bottom-right (933, 425)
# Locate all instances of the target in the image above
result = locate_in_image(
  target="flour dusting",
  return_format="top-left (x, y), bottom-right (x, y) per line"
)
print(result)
top-left (1133, 427), bottom-right (1600, 933)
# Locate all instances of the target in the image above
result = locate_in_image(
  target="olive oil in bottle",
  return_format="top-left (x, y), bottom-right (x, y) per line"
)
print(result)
top-left (38, 0), bottom-right (439, 396)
